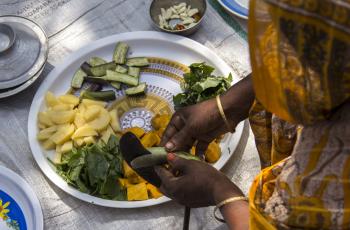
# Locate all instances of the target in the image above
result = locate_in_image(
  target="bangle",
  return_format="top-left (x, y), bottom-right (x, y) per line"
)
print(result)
top-left (213, 196), bottom-right (248, 223)
top-left (216, 95), bottom-right (234, 133)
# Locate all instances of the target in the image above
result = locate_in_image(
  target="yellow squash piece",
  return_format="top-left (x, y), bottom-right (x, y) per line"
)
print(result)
top-left (50, 124), bottom-right (75, 145)
top-left (73, 113), bottom-right (86, 128)
top-left (84, 105), bottom-right (101, 122)
top-left (48, 110), bottom-right (76, 125)
top-left (58, 94), bottom-right (80, 106)
top-left (88, 109), bottom-right (110, 131)
top-left (151, 114), bottom-right (171, 130)
top-left (127, 183), bottom-right (149, 201)
top-left (141, 132), bottom-right (161, 148)
top-left (124, 127), bottom-right (145, 139)
top-left (146, 183), bottom-right (163, 199)
top-left (45, 91), bottom-right (61, 107)
top-left (205, 141), bottom-right (221, 163)
top-left (81, 99), bottom-right (107, 108)
top-left (100, 125), bottom-right (115, 143)
top-left (38, 112), bottom-right (55, 127)
top-left (61, 141), bottom-right (73, 153)
top-left (72, 124), bottom-right (98, 139)
top-left (83, 136), bottom-right (96, 145)
top-left (109, 109), bottom-right (121, 132)
top-left (42, 139), bottom-right (56, 150)
top-left (37, 126), bottom-right (58, 141)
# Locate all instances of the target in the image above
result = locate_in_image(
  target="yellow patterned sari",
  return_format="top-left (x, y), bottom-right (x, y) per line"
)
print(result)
top-left (247, 0), bottom-right (350, 229)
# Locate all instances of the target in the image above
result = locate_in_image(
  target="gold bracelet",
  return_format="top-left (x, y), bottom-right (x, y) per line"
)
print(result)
top-left (213, 196), bottom-right (248, 223)
top-left (216, 95), bottom-right (234, 133)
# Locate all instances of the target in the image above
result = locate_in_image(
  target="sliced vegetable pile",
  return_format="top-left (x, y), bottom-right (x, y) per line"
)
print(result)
top-left (71, 41), bottom-right (149, 98)
top-left (173, 63), bottom-right (232, 108)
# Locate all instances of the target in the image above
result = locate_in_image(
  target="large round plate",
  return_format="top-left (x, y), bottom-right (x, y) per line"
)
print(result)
top-left (0, 166), bottom-right (43, 230)
top-left (217, 0), bottom-right (249, 19)
top-left (28, 31), bottom-right (244, 208)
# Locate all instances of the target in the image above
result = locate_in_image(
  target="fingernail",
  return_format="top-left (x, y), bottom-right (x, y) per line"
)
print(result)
top-left (165, 142), bottom-right (174, 150)
top-left (167, 153), bottom-right (176, 161)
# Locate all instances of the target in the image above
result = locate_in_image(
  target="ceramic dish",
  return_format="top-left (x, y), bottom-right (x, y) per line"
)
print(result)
top-left (217, 0), bottom-right (249, 19)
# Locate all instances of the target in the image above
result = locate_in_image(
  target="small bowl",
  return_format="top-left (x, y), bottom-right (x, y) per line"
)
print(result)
top-left (150, 0), bottom-right (207, 36)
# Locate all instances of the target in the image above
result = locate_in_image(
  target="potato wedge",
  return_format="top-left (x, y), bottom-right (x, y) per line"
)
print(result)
top-left (84, 105), bottom-right (101, 122)
top-left (51, 104), bottom-right (74, 111)
top-left (42, 139), bottom-right (56, 150)
top-left (48, 110), bottom-right (76, 125)
top-left (72, 124), bottom-right (98, 139)
top-left (81, 99), bottom-right (107, 108)
top-left (61, 141), bottom-right (73, 153)
top-left (109, 109), bottom-right (121, 132)
top-left (45, 91), bottom-right (61, 107)
top-left (53, 150), bottom-right (62, 164)
top-left (88, 109), bottom-right (110, 131)
top-left (38, 112), bottom-right (55, 127)
top-left (83, 136), bottom-right (96, 145)
top-left (73, 113), bottom-right (86, 128)
top-left (37, 126), bottom-right (58, 141)
top-left (74, 138), bottom-right (85, 147)
top-left (58, 94), bottom-right (80, 106)
top-left (100, 125), bottom-right (115, 143)
top-left (50, 124), bottom-right (75, 145)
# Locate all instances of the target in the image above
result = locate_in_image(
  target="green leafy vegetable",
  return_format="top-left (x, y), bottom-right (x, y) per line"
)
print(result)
top-left (49, 135), bottom-right (126, 200)
top-left (174, 63), bottom-right (232, 108)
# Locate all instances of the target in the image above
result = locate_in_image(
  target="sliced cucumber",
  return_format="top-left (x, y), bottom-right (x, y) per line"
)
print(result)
top-left (90, 62), bottom-right (116, 77)
top-left (125, 83), bottom-right (147, 96)
top-left (71, 68), bottom-right (87, 89)
top-left (88, 57), bottom-right (107, 66)
top-left (105, 70), bottom-right (139, 86)
top-left (126, 57), bottom-right (149, 67)
top-left (81, 62), bottom-right (93, 75)
top-left (80, 90), bottom-right (116, 101)
top-left (113, 42), bottom-right (129, 64)
top-left (115, 65), bottom-right (128, 74)
top-left (110, 82), bottom-right (121, 89)
top-left (85, 76), bottom-right (110, 85)
top-left (128, 67), bottom-right (140, 78)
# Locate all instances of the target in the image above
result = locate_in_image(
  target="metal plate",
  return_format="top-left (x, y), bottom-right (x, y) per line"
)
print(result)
top-left (0, 15), bottom-right (48, 89)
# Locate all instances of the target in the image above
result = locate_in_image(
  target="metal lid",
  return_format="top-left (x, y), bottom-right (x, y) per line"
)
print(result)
top-left (0, 15), bottom-right (48, 89)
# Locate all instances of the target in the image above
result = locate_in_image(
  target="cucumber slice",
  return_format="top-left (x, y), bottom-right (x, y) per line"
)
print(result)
top-left (88, 57), bottom-right (107, 66)
top-left (80, 90), bottom-right (116, 101)
top-left (110, 82), bottom-right (121, 89)
top-left (85, 76), bottom-right (110, 85)
top-left (90, 62), bottom-right (116, 77)
top-left (125, 83), bottom-right (147, 96)
top-left (126, 57), bottom-right (149, 67)
top-left (71, 68), bottom-right (87, 89)
top-left (115, 65), bottom-right (128, 74)
top-left (113, 42), bottom-right (129, 64)
top-left (105, 70), bottom-right (138, 86)
top-left (128, 67), bottom-right (140, 78)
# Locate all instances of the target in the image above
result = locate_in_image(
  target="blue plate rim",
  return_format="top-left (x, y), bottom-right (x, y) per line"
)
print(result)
top-left (217, 0), bottom-right (249, 19)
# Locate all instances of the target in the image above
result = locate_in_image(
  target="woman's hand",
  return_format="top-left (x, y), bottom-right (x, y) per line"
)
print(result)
top-left (155, 153), bottom-right (244, 208)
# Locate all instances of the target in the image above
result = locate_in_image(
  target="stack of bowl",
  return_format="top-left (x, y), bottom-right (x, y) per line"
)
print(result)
top-left (0, 15), bottom-right (48, 98)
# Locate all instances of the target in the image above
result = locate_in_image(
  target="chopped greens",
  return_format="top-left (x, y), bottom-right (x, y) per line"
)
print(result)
top-left (49, 135), bottom-right (126, 200)
top-left (173, 63), bottom-right (232, 108)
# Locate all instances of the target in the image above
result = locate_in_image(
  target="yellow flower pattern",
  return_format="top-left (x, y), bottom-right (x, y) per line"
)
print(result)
top-left (0, 199), bottom-right (10, 220)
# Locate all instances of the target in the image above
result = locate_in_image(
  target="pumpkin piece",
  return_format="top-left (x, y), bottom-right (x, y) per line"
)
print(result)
top-left (146, 183), bottom-right (163, 199)
top-left (45, 91), bottom-right (61, 107)
top-left (83, 105), bottom-right (101, 122)
top-left (72, 124), bottom-right (98, 139)
top-left (118, 178), bottom-right (133, 188)
top-left (205, 141), bottom-right (221, 163)
top-left (61, 141), bottom-right (73, 153)
top-left (58, 94), bottom-right (80, 106)
top-left (42, 139), bottom-right (55, 150)
top-left (123, 160), bottom-right (137, 178)
top-left (151, 114), bottom-right (171, 130)
top-left (100, 126), bottom-right (115, 143)
top-left (37, 126), bottom-right (58, 141)
top-left (109, 109), bottom-right (121, 132)
top-left (73, 113), bottom-right (86, 128)
top-left (81, 99), bottom-right (107, 108)
top-left (155, 127), bottom-right (166, 138)
top-left (124, 127), bottom-right (145, 138)
top-left (127, 174), bottom-right (146, 184)
top-left (141, 132), bottom-right (161, 148)
top-left (38, 111), bottom-right (55, 127)
top-left (50, 124), bottom-right (75, 145)
top-left (47, 110), bottom-right (76, 125)
top-left (127, 183), bottom-right (149, 201)
top-left (88, 109), bottom-right (110, 131)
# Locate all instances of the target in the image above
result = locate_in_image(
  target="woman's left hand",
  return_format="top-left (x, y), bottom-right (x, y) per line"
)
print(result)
top-left (155, 153), bottom-right (244, 208)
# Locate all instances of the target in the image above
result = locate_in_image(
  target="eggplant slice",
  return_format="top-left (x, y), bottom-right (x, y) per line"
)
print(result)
top-left (119, 132), bottom-right (162, 187)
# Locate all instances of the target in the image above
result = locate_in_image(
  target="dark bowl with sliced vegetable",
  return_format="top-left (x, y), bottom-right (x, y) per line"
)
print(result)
top-left (150, 0), bottom-right (207, 36)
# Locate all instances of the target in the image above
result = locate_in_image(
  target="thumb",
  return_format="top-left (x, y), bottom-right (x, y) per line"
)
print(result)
top-left (167, 153), bottom-right (189, 173)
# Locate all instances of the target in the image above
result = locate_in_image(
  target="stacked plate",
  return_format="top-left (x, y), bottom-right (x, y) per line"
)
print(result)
top-left (0, 15), bottom-right (48, 98)
top-left (217, 0), bottom-right (249, 19)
